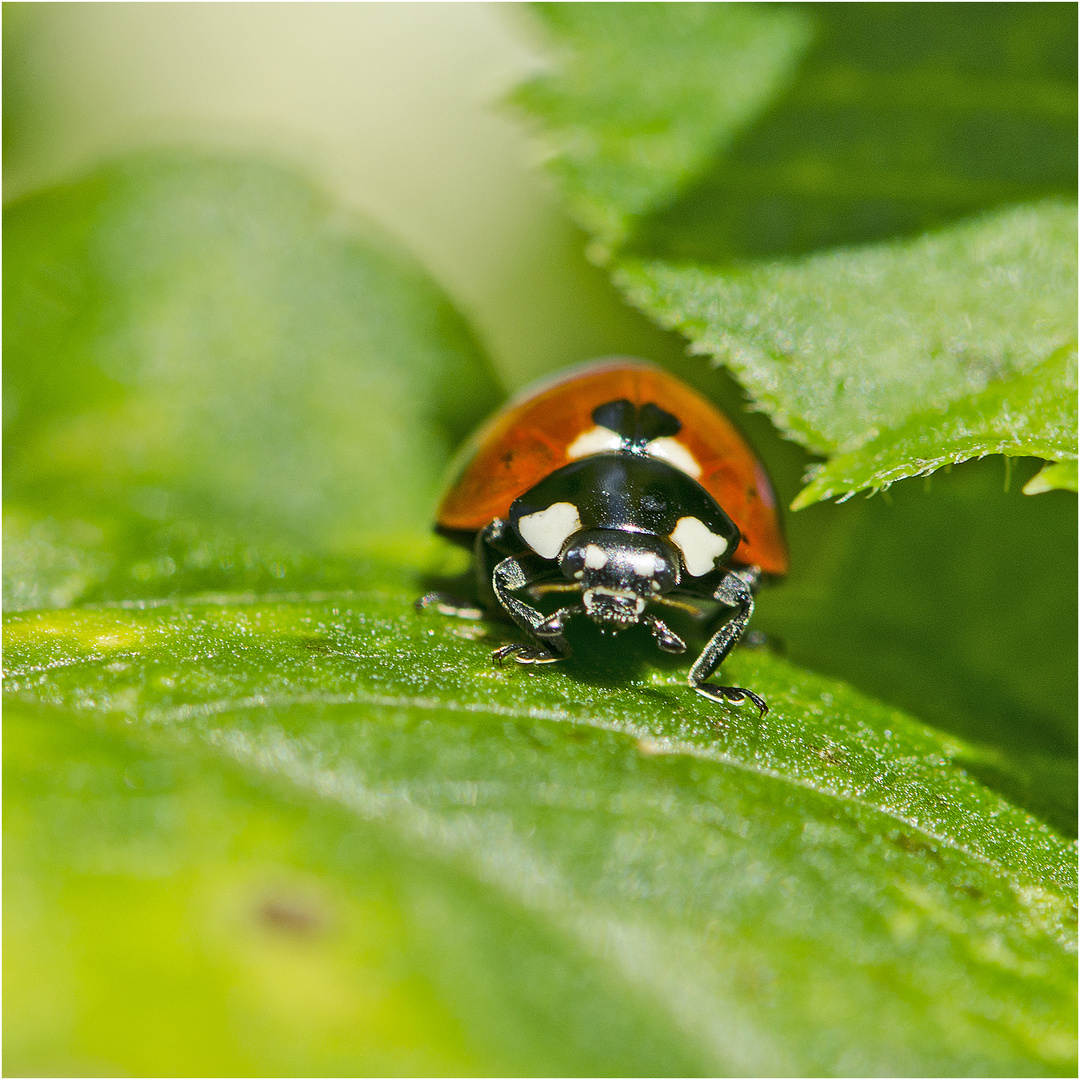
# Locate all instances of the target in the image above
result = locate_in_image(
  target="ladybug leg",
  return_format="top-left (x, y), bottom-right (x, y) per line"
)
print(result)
top-left (534, 604), bottom-right (585, 641)
top-left (473, 518), bottom-right (524, 607)
top-left (493, 603), bottom-right (583, 663)
top-left (688, 566), bottom-right (768, 717)
top-left (492, 643), bottom-right (563, 666)
top-left (490, 554), bottom-right (573, 665)
top-left (415, 520), bottom-right (521, 621)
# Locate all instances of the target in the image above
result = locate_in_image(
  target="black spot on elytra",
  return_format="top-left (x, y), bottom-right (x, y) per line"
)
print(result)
top-left (593, 399), bottom-right (681, 445)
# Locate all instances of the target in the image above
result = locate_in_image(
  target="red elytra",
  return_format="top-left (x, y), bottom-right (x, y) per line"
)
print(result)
top-left (437, 359), bottom-right (788, 576)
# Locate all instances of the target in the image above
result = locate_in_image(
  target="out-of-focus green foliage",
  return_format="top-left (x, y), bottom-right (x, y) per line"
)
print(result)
top-left (4, 5), bottom-right (1078, 1075)
top-left (1024, 459), bottom-right (1079, 495)
top-left (4, 155), bottom-right (500, 558)
top-left (515, 3), bottom-right (1078, 504)
top-left (518, 5), bottom-right (1078, 261)
top-left (510, 3), bottom-right (813, 258)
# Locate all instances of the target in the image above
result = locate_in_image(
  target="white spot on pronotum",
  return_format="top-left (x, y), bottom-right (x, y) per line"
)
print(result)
top-left (567, 425), bottom-right (624, 459)
top-left (517, 502), bottom-right (582, 560)
top-left (583, 544), bottom-right (608, 569)
top-left (670, 516), bottom-right (728, 576)
top-left (646, 437), bottom-right (701, 477)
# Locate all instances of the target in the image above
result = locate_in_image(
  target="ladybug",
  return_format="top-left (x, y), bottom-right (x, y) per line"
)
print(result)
top-left (420, 359), bottom-right (788, 715)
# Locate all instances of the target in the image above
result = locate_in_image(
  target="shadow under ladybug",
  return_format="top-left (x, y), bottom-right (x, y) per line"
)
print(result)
top-left (418, 360), bottom-right (788, 717)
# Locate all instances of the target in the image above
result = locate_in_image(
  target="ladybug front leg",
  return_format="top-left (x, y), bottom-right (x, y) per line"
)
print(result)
top-left (490, 554), bottom-right (574, 666)
top-left (688, 566), bottom-right (768, 717)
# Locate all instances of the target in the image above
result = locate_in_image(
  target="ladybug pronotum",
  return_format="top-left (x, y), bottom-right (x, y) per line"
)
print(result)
top-left (420, 359), bottom-right (788, 715)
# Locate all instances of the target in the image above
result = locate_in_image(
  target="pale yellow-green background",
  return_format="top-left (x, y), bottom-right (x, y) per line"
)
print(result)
top-left (5, 2), bottom-right (683, 388)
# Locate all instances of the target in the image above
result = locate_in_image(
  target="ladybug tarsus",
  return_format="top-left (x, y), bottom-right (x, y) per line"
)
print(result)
top-left (535, 605), bottom-right (583, 640)
top-left (492, 643), bottom-right (563, 666)
top-left (694, 683), bottom-right (769, 718)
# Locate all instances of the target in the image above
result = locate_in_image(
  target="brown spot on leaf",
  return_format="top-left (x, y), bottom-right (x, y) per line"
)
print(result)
top-left (887, 830), bottom-right (942, 862)
top-left (295, 635), bottom-right (337, 654)
top-left (257, 895), bottom-right (328, 937)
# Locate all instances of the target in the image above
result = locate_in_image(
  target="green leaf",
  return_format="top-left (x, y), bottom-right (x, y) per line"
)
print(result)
top-left (3, 153), bottom-right (502, 563)
top-left (520, 5), bottom-right (1078, 264)
top-left (1025, 460), bottom-right (1079, 496)
top-left (791, 344), bottom-right (1078, 508)
top-left (515, 3), bottom-right (1079, 503)
top-left (511, 3), bottom-right (813, 259)
top-left (619, 200), bottom-right (1077, 456)
top-left (5, 583), bottom-right (1077, 1076)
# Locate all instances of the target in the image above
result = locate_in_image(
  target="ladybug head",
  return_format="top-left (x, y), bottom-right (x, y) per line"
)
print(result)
top-left (559, 529), bottom-right (681, 631)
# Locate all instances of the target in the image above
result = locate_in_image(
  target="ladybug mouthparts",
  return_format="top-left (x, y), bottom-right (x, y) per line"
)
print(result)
top-left (581, 587), bottom-right (646, 630)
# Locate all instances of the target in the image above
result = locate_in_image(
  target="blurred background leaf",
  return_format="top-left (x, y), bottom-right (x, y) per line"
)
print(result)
top-left (1025, 459), bottom-right (1079, 495)
top-left (520, 3), bottom-right (1077, 262)
top-left (4, 154), bottom-right (501, 553)
top-left (1, 2), bottom-right (688, 392)
top-left (510, 2), bottom-right (813, 257)
top-left (3, 154), bottom-right (504, 613)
